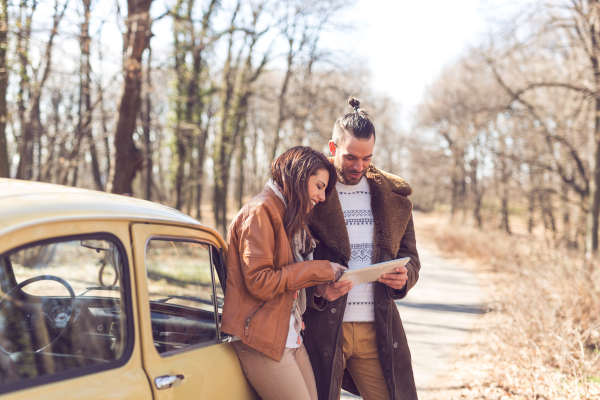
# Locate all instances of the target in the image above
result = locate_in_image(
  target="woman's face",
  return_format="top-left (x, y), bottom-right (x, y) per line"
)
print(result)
top-left (307, 168), bottom-right (330, 210)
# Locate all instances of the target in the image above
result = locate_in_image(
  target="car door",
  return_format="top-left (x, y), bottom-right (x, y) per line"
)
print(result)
top-left (0, 220), bottom-right (151, 400)
top-left (131, 223), bottom-right (256, 400)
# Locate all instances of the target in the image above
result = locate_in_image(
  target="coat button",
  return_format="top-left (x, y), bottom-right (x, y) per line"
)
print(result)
top-left (393, 342), bottom-right (398, 349)
top-left (330, 307), bottom-right (337, 314)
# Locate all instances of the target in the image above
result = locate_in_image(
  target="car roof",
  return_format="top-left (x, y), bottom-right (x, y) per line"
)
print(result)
top-left (0, 178), bottom-right (209, 235)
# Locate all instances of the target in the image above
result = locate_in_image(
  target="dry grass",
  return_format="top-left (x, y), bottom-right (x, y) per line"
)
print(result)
top-left (416, 212), bottom-right (600, 400)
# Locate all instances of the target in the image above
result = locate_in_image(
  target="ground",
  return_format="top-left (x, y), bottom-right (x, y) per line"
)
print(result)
top-left (341, 219), bottom-right (489, 399)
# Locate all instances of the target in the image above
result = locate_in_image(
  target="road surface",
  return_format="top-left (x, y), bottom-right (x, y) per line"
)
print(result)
top-left (342, 239), bottom-right (486, 399)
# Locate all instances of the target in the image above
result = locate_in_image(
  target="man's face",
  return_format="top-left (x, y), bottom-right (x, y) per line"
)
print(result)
top-left (329, 130), bottom-right (375, 185)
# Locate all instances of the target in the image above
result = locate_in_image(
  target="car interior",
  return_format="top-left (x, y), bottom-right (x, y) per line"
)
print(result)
top-left (0, 235), bottom-right (225, 390)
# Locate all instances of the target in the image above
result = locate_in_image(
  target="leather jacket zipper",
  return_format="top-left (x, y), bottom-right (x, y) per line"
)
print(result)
top-left (244, 302), bottom-right (265, 337)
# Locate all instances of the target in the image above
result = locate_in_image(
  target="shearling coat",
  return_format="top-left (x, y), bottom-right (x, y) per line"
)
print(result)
top-left (303, 165), bottom-right (420, 400)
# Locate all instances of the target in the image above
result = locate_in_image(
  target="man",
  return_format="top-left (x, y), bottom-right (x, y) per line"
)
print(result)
top-left (303, 97), bottom-right (420, 400)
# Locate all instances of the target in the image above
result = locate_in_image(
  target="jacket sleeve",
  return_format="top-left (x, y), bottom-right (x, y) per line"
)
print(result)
top-left (238, 207), bottom-right (334, 302)
top-left (387, 214), bottom-right (420, 300)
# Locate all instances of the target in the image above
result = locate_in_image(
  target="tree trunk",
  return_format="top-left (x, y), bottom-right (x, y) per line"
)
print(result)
top-left (540, 189), bottom-right (557, 235)
top-left (213, 6), bottom-right (238, 233)
top-left (469, 159), bottom-right (482, 228)
top-left (110, 0), bottom-right (152, 195)
top-left (172, 0), bottom-right (187, 209)
top-left (450, 149), bottom-right (466, 220)
top-left (500, 187), bottom-right (511, 235)
top-left (588, 128), bottom-right (600, 254)
top-left (15, 1), bottom-right (35, 180)
top-left (0, 0), bottom-right (9, 177)
top-left (236, 123), bottom-right (247, 210)
top-left (271, 39), bottom-right (294, 161)
top-left (42, 90), bottom-right (62, 181)
top-left (527, 187), bottom-right (535, 234)
top-left (70, 0), bottom-right (93, 187)
top-left (587, 94), bottom-right (600, 254)
top-left (142, 46), bottom-right (153, 200)
top-left (192, 0), bottom-right (218, 220)
top-left (82, 0), bottom-right (102, 191)
top-left (194, 115), bottom-right (211, 220)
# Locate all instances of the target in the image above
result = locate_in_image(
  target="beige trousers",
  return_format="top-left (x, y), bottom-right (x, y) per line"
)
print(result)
top-left (341, 322), bottom-right (391, 400)
top-left (232, 341), bottom-right (318, 400)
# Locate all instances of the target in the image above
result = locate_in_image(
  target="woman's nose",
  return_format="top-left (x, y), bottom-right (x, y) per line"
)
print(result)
top-left (317, 190), bottom-right (326, 202)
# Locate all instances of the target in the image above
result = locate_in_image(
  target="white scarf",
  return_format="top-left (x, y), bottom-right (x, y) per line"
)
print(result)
top-left (266, 180), bottom-right (315, 335)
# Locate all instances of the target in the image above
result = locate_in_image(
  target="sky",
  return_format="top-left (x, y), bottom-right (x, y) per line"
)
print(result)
top-left (330, 1), bottom-right (490, 125)
top-left (33, 0), bottom-right (494, 131)
top-left (87, 1), bottom-right (490, 125)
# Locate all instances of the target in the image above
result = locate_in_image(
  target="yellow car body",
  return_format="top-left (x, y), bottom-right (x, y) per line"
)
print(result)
top-left (0, 179), bottom-right (256, 399)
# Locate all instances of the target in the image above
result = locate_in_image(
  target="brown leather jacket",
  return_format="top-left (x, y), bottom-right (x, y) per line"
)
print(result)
top-left (221, 187), bottom-right (335, 361)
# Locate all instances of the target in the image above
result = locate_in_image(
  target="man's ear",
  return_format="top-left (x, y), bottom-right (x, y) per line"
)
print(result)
top-left (328, 140), bottom-right (336, 156)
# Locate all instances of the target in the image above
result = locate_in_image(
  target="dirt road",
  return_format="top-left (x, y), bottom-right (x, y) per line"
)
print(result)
top-left (399, 240), bottom-right (486, 397)
top-left (341, 235), bottom-right (487, 399)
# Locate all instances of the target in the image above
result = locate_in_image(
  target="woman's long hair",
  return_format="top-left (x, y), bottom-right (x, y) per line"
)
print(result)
top-left (271, 146), bottom-right (336, 241)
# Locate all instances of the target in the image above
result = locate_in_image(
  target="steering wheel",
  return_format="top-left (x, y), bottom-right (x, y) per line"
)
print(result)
top-left (0, 275), bottom-right (75, 355)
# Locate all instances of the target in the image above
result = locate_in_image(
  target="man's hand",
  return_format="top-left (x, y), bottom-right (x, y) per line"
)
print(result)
top-left (378, 266), bottom-right (408, 290)
top-left (315, 280), bottom-right (353, 301)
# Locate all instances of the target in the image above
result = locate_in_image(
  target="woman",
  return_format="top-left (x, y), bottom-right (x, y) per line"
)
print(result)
top-left (221, 146), bottom-right (345, 400)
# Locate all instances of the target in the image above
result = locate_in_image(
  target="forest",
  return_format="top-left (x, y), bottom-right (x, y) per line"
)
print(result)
top-left (413, 0), bottom-right (600, 258)
top-left (0, 0), bottom-right (599, 257)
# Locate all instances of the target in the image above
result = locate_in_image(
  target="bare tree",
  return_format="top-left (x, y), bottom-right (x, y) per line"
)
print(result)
top-left (0, 0), bottom-right (8, 177)
top-left (482, 0), bottom-right (600, 253)
top-left (110, 0), bottom-right (152, 195)
top-left (171, 0), bottom-right (218, 212)
top-left (213, 0), bottom-right (269, 232)
top-left (16, 0), bottom-right (68, 181)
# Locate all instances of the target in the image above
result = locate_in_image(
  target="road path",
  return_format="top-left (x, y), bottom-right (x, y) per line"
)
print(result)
top-left (399, 240), bottom-right (485, 397)
top-left (342, 236), bottom-right (486, 399)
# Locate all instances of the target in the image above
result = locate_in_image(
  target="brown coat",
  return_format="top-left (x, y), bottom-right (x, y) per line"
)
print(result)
top-left (303, 165), bottom-right (420, 400)
top-left (221, 187), bottom-right (335, 361)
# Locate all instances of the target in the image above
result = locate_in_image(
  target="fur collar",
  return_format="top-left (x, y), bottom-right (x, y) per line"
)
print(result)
top-left (364, 165), bottom-right (412, 196)
top-left (309, 165), bottom-right (413, 263)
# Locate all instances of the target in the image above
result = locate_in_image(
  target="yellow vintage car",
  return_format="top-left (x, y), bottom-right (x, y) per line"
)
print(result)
top-left (0, 178), bottom-right (257, 399)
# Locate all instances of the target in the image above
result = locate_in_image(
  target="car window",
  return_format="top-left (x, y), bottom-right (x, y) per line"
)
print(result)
top-left (0, 235), bottom-right (131, 391)
top-left (145, 239), bottom-right (224, 355)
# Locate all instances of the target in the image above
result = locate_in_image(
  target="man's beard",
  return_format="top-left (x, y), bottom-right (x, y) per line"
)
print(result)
top-left (335, 165), bottom-right (364, 185)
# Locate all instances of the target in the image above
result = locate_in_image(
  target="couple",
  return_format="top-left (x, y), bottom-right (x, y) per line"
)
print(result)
top-left (221, 98), bottom-right (420, 400)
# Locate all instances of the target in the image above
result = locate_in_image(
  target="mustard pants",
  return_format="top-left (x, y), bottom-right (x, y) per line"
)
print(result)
top-left (341, 322), bottom-right (390, 400)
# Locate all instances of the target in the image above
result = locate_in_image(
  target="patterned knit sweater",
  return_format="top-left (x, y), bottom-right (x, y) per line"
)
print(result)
top-left (337, 177), bottom-right (375, 322)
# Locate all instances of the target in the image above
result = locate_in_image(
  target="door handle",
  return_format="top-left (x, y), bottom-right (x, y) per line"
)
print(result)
top-left (155, 374), bottom-right (185, 390)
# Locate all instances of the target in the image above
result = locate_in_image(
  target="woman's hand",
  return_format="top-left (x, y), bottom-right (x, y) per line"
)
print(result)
top-left (314, 262), bottom-right (352, 301)
top-left (329, 262), bottom-right (347, 281)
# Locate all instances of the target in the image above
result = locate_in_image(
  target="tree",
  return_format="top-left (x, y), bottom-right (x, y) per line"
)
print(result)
top-left (110, 0), bottom-right (153, 195)
top-left (16, 0), bottom-right (69, 181)
top-left (171, 0), bottom-right (218, 212)
top-left (213, 0), bottom-right (269, 232)
top-left (0, 0), bottom-right (8, 177)
top-left (482, 0), bottom-right (600, 254)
